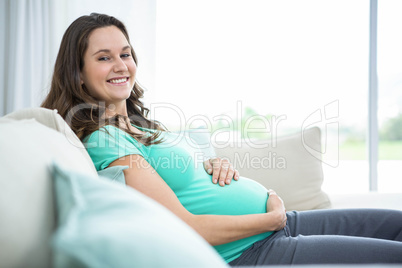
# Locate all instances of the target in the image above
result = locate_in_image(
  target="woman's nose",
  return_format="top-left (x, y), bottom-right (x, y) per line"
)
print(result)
top-left (113, 58), bottom-right (128, 73)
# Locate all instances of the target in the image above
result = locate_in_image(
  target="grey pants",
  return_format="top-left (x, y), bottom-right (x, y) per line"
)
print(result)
top-left (229, 209), bottom-right (402, 265)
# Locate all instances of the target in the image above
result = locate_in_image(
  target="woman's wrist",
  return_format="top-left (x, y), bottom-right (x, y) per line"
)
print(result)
top-left (265, 210), bottom-right (286, 232)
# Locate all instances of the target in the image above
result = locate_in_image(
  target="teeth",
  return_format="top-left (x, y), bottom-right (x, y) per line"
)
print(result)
top-left (109, 78), bottom-right (127, 84)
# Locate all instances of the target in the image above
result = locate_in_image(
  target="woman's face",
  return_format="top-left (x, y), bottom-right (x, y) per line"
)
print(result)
top-left (80, 26), bottom-right (136, 109)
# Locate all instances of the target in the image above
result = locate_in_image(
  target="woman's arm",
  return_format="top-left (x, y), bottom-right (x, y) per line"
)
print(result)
top-left (109, 154), bottom-right (287, 246)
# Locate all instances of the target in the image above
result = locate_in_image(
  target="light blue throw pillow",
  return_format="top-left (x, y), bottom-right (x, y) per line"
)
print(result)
top-left (97, 165), bottom-right (128, 184)
top-left (51, 162), bottom-right (227, 268)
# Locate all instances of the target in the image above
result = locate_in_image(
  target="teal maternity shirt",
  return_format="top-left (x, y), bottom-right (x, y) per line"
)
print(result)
top-left (84, 125), bottom-right (273, 263)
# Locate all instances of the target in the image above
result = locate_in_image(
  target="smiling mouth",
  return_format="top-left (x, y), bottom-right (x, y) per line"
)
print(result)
top-left (108, 77), bottom-right (129, 84)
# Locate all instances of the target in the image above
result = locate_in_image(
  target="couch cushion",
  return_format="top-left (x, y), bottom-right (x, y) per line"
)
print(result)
top-left (0, 118), bottom-right (97, 268)
top-left (97, 165), bottom-right (128, 184)
top-left (214, 127), bottom-right (331, 211)
top-left (3, 107), bottom-right (96, 173)
top-left (51, 161), bottom-right (227, 268)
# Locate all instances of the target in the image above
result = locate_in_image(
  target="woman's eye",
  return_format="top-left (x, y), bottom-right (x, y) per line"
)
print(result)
top-left (98, 56), bottom-right (109, 61)
top-left (121, 53), bottom-right (131, 58)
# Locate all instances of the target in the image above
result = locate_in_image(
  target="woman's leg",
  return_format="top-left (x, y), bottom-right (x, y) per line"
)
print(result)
top-left (249, 229), bottom-right (402, 265)
top-left (286, 209), bottom-right (402, 241)
top-left (230, 209), bottom-right (402, 266)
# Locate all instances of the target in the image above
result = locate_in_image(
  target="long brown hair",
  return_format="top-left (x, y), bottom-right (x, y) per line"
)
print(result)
top-left (41, 13), bottom-right (164, 145)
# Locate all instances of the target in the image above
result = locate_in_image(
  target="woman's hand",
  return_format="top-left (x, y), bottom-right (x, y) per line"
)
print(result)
top-left (266, 189), bottom-right (287, 231)
top-left (203, 157), bottom-right (239, 186)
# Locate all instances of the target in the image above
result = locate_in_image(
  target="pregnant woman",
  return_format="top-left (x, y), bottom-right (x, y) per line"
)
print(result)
top-left (42, 13), bottom-right (402, 265)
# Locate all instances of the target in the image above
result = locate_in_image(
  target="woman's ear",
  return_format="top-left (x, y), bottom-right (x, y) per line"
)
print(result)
top-left (79, 73), bottom-right (84, 85)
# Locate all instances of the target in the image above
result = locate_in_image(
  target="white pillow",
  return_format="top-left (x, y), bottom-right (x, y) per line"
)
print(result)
top-left (0, 118), bottom-right (97, 268)
top-left (3, 107), bottom-right (96, 173)
top-left (214, 127), bottom-right (331, 211)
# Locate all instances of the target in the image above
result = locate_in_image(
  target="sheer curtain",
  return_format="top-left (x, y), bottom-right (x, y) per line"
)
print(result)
top-left (0, 0), bottom-right (156, 116)
top-left (0, 0), bottom-right (54, 116)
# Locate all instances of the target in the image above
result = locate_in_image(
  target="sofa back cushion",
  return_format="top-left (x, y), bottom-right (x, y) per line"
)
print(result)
top-left (214, 127), bottom-right (331, 211)
top-left (0, 116), bottom-right (97, 268)
top-left (3, 107), bottom-right (96, 173)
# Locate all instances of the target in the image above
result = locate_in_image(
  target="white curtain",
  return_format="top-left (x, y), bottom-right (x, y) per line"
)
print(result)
top-left (0, 0), bottom-right (156, 117)
top-left (0, 0), bottom-right (54, 116)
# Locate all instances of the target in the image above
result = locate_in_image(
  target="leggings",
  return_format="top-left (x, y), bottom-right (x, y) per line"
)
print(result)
top-left (229, 209), bottom-right (402, 265)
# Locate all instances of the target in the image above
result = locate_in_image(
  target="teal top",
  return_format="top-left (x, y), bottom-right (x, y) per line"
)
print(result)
top-left (84, 125), bottom-right (273, 263)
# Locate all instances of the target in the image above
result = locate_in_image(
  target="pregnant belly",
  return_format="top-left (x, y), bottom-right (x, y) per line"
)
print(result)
top-left (178, 176), bottom-right (269, 216)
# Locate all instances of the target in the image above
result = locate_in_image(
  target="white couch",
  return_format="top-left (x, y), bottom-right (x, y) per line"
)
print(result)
top-left (1, 107), bottom-right (401, 268)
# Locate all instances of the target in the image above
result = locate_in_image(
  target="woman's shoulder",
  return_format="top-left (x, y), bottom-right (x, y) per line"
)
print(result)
top-left (83, 124), bottom-right (149, 171)
top-left (83, 125), bottom-right (135, 144)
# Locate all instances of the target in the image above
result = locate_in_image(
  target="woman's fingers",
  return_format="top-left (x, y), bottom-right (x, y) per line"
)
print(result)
top-left (206, 157), bottom-right (239, 186)
top-left (218, 159), bottom-right (232, 185)
top-left (233, 169), bottom-right (240, 181)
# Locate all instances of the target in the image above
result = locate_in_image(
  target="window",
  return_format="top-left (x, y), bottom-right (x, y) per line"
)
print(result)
top-left (154, 0), bottom-right (400, 194)
top-left (377, 0), bottom-right (402, 192)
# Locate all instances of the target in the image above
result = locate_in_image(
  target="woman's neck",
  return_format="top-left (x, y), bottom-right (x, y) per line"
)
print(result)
top-left (104, 102), bottom-right (145, 135)
top-left (106, 102), bottom-right (128, 117)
